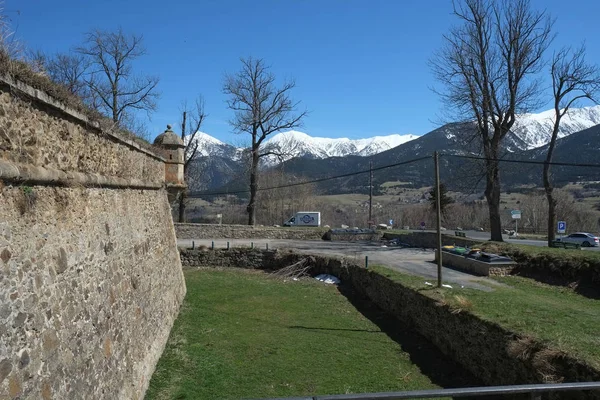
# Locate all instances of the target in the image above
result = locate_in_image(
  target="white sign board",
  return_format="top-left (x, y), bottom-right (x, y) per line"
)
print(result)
top-left (557, 221), bottom-right (566, 234)
top-left (511, 210), bottom-right (521, 220)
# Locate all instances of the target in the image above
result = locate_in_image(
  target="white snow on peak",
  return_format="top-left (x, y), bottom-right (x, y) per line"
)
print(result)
top-left (262, 130), bottom-right (418, 161)
top-left (512, 105), bottom-right (600, 149)
top-left (193, 131), bottom-right (225, 146)
top-left (185, 129), bottom-right (417, 164)
top-left (185, 131), bottom-right (240, 158)
top-left (185, 105), bottom-right (600, 162)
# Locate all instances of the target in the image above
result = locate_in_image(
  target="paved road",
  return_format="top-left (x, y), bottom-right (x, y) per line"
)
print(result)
top-left (405, 229), bottom-right (600, 251)
top-left (460, 230), bottom-right (600, 251)
top-left (178, 238), bottom-right (505, 292)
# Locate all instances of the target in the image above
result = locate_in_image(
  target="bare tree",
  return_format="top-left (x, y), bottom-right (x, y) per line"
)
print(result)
top-left (45, 53), bottom-right (89, 96)
top-left (25, 49), bottom-right (47, 75)
top-left (76, 28), bottom-right (159, 127)
top-left (256, 169), bottom-right (317, 225)
top-left (178, 97), bottom-right (207, 222)
top-left (544, 45), bottom-right (600, 245)
top-left (431, 0), bottom-right (553, 241)
top-left (223, 57), bottom-right (307, 225)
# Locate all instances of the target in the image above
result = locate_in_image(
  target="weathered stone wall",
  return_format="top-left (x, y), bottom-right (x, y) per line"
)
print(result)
top-left (0, 77), bottom-right (164, 186)
top-left (0, 187), bottom-right (185, 399)
top-left (382, 231), bottom-right (481, 248)
top-left (175, 223), bottom-right (327, 240)
top-left (183, 248), bottom-right (600, 397)
top-left (0, 76), bottom-right (185, 400)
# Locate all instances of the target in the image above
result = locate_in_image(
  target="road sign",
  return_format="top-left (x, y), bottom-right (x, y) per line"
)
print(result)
top-left (389, 219), bottom-right (394, 226)
top-left (511, 210), bottom-right (521, 219)
top-left (557, 221), bottom-right (566, 234)
top-left (420, 221), bottom-right (425, 227)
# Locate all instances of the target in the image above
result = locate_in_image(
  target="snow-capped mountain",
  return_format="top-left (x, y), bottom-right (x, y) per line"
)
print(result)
top-left (187, 130), bottom-right (418, 162)
top-left (511, 105), bottom-right (600, 149)
top-left (261, 130), bottom-right (418, 161)
top-left (186, 105), bottom-right (600, 163)
top-left (187, 132), bottom-right (242, 159)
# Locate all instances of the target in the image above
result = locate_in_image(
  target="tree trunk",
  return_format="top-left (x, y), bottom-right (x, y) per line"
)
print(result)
top-left (485, 158), bottom-right (503, 242)
top-left (247, 149), bottom-right (259, 226)
top-left (546, 188), bottom-right (557, 246)
top-left (543, 155), bottom-right (556, 247)
top-left (178, 191), bottom-right (186, 223)
top-left (112, 84), bottom-right (119, 123)
top-left (543, 105), bottom-right (563, 246)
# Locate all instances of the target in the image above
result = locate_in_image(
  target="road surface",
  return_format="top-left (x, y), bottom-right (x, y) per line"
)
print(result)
top-left (461, 230), bottom-right (600, 251)
top-left (178, 238), bottom-right (505, 292)
top-left (403, 229), bottom-right (600, 251)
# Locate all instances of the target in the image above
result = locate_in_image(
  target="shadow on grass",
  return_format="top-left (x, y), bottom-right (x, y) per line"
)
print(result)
top-left (336, 283), bottom-right (480, 389)
top-left (334, 283), bottom-right (530, 400)
top-left (289, 325), bottom-right (383, 333)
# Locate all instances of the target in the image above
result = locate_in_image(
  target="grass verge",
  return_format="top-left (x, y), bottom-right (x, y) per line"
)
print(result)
top-left (478, 241), bottom-right (600, 296)
top-left (371, 265), bottom-right (600, 370)
top-left (480, 241), bottom-right (600, 261)
top-left (146, 268), bottom-right (446, 400)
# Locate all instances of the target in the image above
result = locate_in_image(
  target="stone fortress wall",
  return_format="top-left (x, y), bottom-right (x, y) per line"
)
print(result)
top-left (0, 75), bottom-right (186, 399)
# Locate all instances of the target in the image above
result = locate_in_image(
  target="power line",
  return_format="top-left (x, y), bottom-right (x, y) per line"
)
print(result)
top-left (187, 155), bottom-right (431, 198)
top-left (443, 154), bottom-right (600, 168)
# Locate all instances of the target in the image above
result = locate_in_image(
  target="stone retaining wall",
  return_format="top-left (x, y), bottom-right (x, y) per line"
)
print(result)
top-left (0, 76), bottom-right (185, 400)
top-left (383, 231), bottom-right (481, 248)
top-left (182, 248), bottom-right (600, 397)
top-left (175, 223), bottom-right (326, 240)
top-left (180, 248), bottom-right (279, 269)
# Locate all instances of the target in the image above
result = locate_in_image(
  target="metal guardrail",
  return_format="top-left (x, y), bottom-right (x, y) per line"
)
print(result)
top-left (256, 382), bottom-right (600, 400)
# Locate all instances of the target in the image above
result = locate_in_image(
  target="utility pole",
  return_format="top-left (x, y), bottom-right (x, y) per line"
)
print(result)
top-left (434, 151), bottom-right (442, 288)
top-left (369, 161), bottom-right (373, 227)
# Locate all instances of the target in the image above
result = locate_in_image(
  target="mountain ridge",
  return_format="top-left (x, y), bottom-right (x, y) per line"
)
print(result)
top-left (186, 105), bottom-right (600, 194)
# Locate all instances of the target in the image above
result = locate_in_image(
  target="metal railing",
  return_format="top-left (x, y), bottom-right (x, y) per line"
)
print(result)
top-left (256, 382), bottom-right (600, 400)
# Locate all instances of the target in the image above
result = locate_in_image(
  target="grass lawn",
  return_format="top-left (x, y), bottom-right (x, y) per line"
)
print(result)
top-left (146, 269), bottom-right (449, 400)
top-left (372, 265), bottom-right (600, 370)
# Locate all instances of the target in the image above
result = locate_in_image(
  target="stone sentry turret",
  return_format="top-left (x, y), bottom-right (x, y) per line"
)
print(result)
top-left (153, 125), bottom-right (186, 205)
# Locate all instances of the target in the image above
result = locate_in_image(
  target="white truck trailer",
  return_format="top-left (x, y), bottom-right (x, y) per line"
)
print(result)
top-left (283, 212), bottom-right (321, 227)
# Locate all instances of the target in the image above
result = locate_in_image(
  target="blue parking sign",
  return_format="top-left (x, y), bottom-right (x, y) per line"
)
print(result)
top-left (557, 221), bottom-right (566, 234)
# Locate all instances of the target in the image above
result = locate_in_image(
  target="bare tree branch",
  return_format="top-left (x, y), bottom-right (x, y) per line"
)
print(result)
top-left (76, 27), bottom-right (160, 130)
top-left (177, 96), bottom-right (208, 223)
top-left (0, 2), bottom-right (22, 59)
top-left (45, 52), bottom-right (90, 97)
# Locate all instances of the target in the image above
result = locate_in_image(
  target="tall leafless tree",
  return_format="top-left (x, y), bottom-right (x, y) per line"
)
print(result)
top-left (178, 96), bottom-right (207, 222)
top-left (45, 53), bottom-right (89, 95)
top-left (431, 0), bottom-right (553, 241)
top-left (223, 57), bottom-right (307, 225)
top-left (544, 45), bottom-right (600, 245)
top-left (76, 28), bottom-right (159, 127)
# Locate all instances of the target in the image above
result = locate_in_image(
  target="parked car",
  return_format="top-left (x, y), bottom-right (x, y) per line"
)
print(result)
top-left (555, 232), bottom-right (600, 247)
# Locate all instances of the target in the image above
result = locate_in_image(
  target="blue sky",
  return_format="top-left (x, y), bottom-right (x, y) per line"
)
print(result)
top-left (6, 0), bottom-right (600, 143)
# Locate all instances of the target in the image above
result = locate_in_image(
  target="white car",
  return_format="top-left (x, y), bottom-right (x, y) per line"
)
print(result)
top-left (556, 232), bottom-right (600, 247)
